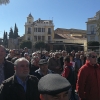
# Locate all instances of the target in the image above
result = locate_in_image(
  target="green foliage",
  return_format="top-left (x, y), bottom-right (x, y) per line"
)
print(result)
top-left (20, 40), bottom-right (32, 49)
top-left (0, 0), bottom-right (10, 5)
top-left (87, 41), bottom-right (99, 50)
top-left (3, 31), bottom-right (8, 47)
top-left (9, 27), bottom-right (13, 38)
top-left (13, 23), bottom-right (19, 39)
top-left (3, 31), bottom-right (6, 40)
top-left (34, 41), bottom-right (46, 50)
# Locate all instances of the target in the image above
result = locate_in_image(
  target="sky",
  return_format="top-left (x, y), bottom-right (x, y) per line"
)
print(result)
top-left (0, 0), bottom-right (100, 38)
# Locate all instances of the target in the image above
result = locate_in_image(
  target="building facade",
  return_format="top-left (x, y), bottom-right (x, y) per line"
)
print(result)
top-left (8, 13), bottom-right (87, 51)
top-left (24, 13), bottom-right (54, 49)
top-left (86, 10), bottom-right (100, 42)
top-left (54, 28), bottom-right (87, 52)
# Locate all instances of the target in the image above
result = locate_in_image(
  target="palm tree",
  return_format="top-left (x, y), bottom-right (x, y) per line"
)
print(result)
top-left (0, 0), bottom-right (10, 5)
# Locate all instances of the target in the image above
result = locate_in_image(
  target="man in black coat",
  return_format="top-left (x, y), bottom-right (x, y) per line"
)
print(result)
top-left (0, 57), bottom-right (40, 100)
top-left (0, 45), bottom-right (14, 85)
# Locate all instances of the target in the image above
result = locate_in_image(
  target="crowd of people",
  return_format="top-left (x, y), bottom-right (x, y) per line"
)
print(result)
top-left (0, 45), bottom-right (100, 100)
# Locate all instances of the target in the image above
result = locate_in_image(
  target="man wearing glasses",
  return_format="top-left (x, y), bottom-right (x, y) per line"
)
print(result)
top-left (76, 51), bottom-right (100, 100)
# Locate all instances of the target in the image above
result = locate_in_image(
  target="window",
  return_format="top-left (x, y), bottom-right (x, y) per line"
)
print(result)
top-left (42, 36), bottom-right (45, 41)
top-left (91, 26), bottom-right (95, 34)
top-left (38, 36), bottom-right (41, 40)
top-left (48, 36), bottom-right (51, 41)
top-left (42, 28), bottom-right (43, 32)
top-left (42, 28), bottom-right (45, 32)
top-left (34, 36), bottom-right (37, 41)
top-left (28, 37), bottom-right (30, 40)
top-left (44, 28), bottom-right (45, 32)
top-left (28, 27), bottom-right (31, 34)
top-left (34, 28), bottom-right (37, 32)
top-left (38, 28), bottom-right (41, 32)
top-left (48, 28), bottom-right (51, 34)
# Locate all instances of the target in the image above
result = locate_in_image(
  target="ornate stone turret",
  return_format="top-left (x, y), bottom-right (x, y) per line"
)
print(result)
top-left (27, 13), bottom-right (34, 23)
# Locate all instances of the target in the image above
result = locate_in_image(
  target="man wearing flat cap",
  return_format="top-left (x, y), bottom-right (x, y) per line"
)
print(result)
top-left (38, 74), bottom-right (71, 100)
top-left (33, 59), bottom-right (53, 80)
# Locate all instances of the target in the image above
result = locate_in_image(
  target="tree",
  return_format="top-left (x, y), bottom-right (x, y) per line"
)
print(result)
top-left (0, 0), bottom-right (10, 5)
top-left (3, 31), bottom-right (8, 47)
top-left (87, 41), bottom-right (99, 50)
top-left (34, 41), bottom-right (46, 50)
top-left (3, 31), bottom-right (6, 40)
top-left (20, 40), bottom-right (32, 49)
top-left (14, 23), bottom-right (19, 39)
top-left (9, 27), bottom-right (13, 38)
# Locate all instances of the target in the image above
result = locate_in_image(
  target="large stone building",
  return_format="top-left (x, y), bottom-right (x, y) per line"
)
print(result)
top-left (8, 13), bottom-right (87, 52)
top-left (86, 10), bottom-right (100, 42)
top-left (24, 13), bottom-right (54, 48)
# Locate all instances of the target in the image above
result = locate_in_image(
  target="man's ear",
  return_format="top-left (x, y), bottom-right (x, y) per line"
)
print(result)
top-left (40, 94), bottom-right (45, 100)
top-left (14, 66), bottom-right (16, 71)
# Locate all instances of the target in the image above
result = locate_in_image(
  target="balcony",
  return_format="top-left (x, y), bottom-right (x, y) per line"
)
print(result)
top-left (88, 17), bottom-right (97, 21)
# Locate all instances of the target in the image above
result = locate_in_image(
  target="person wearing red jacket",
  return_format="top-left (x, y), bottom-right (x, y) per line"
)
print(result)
top-left (76, 51), bottom-right (100, 100)
top-left (62, 56), bottom-right (76, 100)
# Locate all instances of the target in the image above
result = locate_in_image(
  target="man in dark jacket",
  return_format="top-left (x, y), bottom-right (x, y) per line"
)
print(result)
top-left (0, 45), bottom-right (14, 85)
top-left (0, 57), bottom-right (40, 100)
top-left (48, 52), bottom-right (62, 74)
top-left (33, 59), bottom-right (53, 80)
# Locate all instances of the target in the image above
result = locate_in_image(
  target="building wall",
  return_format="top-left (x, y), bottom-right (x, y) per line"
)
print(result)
top-left (54, 39), bottom-right (87, 51)
top-left (86, 10), bottom-right (100, 42)
top-left (24, 14), bottom-right (54, 46)
top-left (22, 14), bottom-right (87, 51)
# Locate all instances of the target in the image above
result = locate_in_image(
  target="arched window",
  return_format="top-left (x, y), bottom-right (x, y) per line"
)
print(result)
top-left (91, 26), bottom-right (94, 34)
top-left (28, 37), bottom-right (30, 40)
top-left (28, 27), bottom-right (31, 34)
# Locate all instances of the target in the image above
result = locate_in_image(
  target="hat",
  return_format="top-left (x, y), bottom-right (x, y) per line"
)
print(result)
top-left (39, 59), bottom-right (48, 65)
top-left (38, 74), bottom-right (71, 95)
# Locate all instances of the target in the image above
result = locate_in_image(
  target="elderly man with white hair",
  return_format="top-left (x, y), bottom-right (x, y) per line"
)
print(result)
top-left (0, 58), bottom-right (40, 100)
top-left (32, 52), bottom-right (38, 58)
top-left (30, 56), bottom-right (40, 74)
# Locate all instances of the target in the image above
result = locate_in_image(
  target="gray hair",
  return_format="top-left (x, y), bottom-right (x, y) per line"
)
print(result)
top-left (14, 57), bottom-right (29, 67)
top-left (32, 52), bottom-right (37, 57)
top-left (24, 53), bottom-right (28, 57)
top-left (86, 51), bottom-right (95, 57)
top-left (31, 56), bottom-right (39, 64)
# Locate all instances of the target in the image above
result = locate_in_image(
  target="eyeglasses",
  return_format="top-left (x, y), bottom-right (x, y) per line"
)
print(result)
top-left (90, 55), bottom-right (97, 58)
